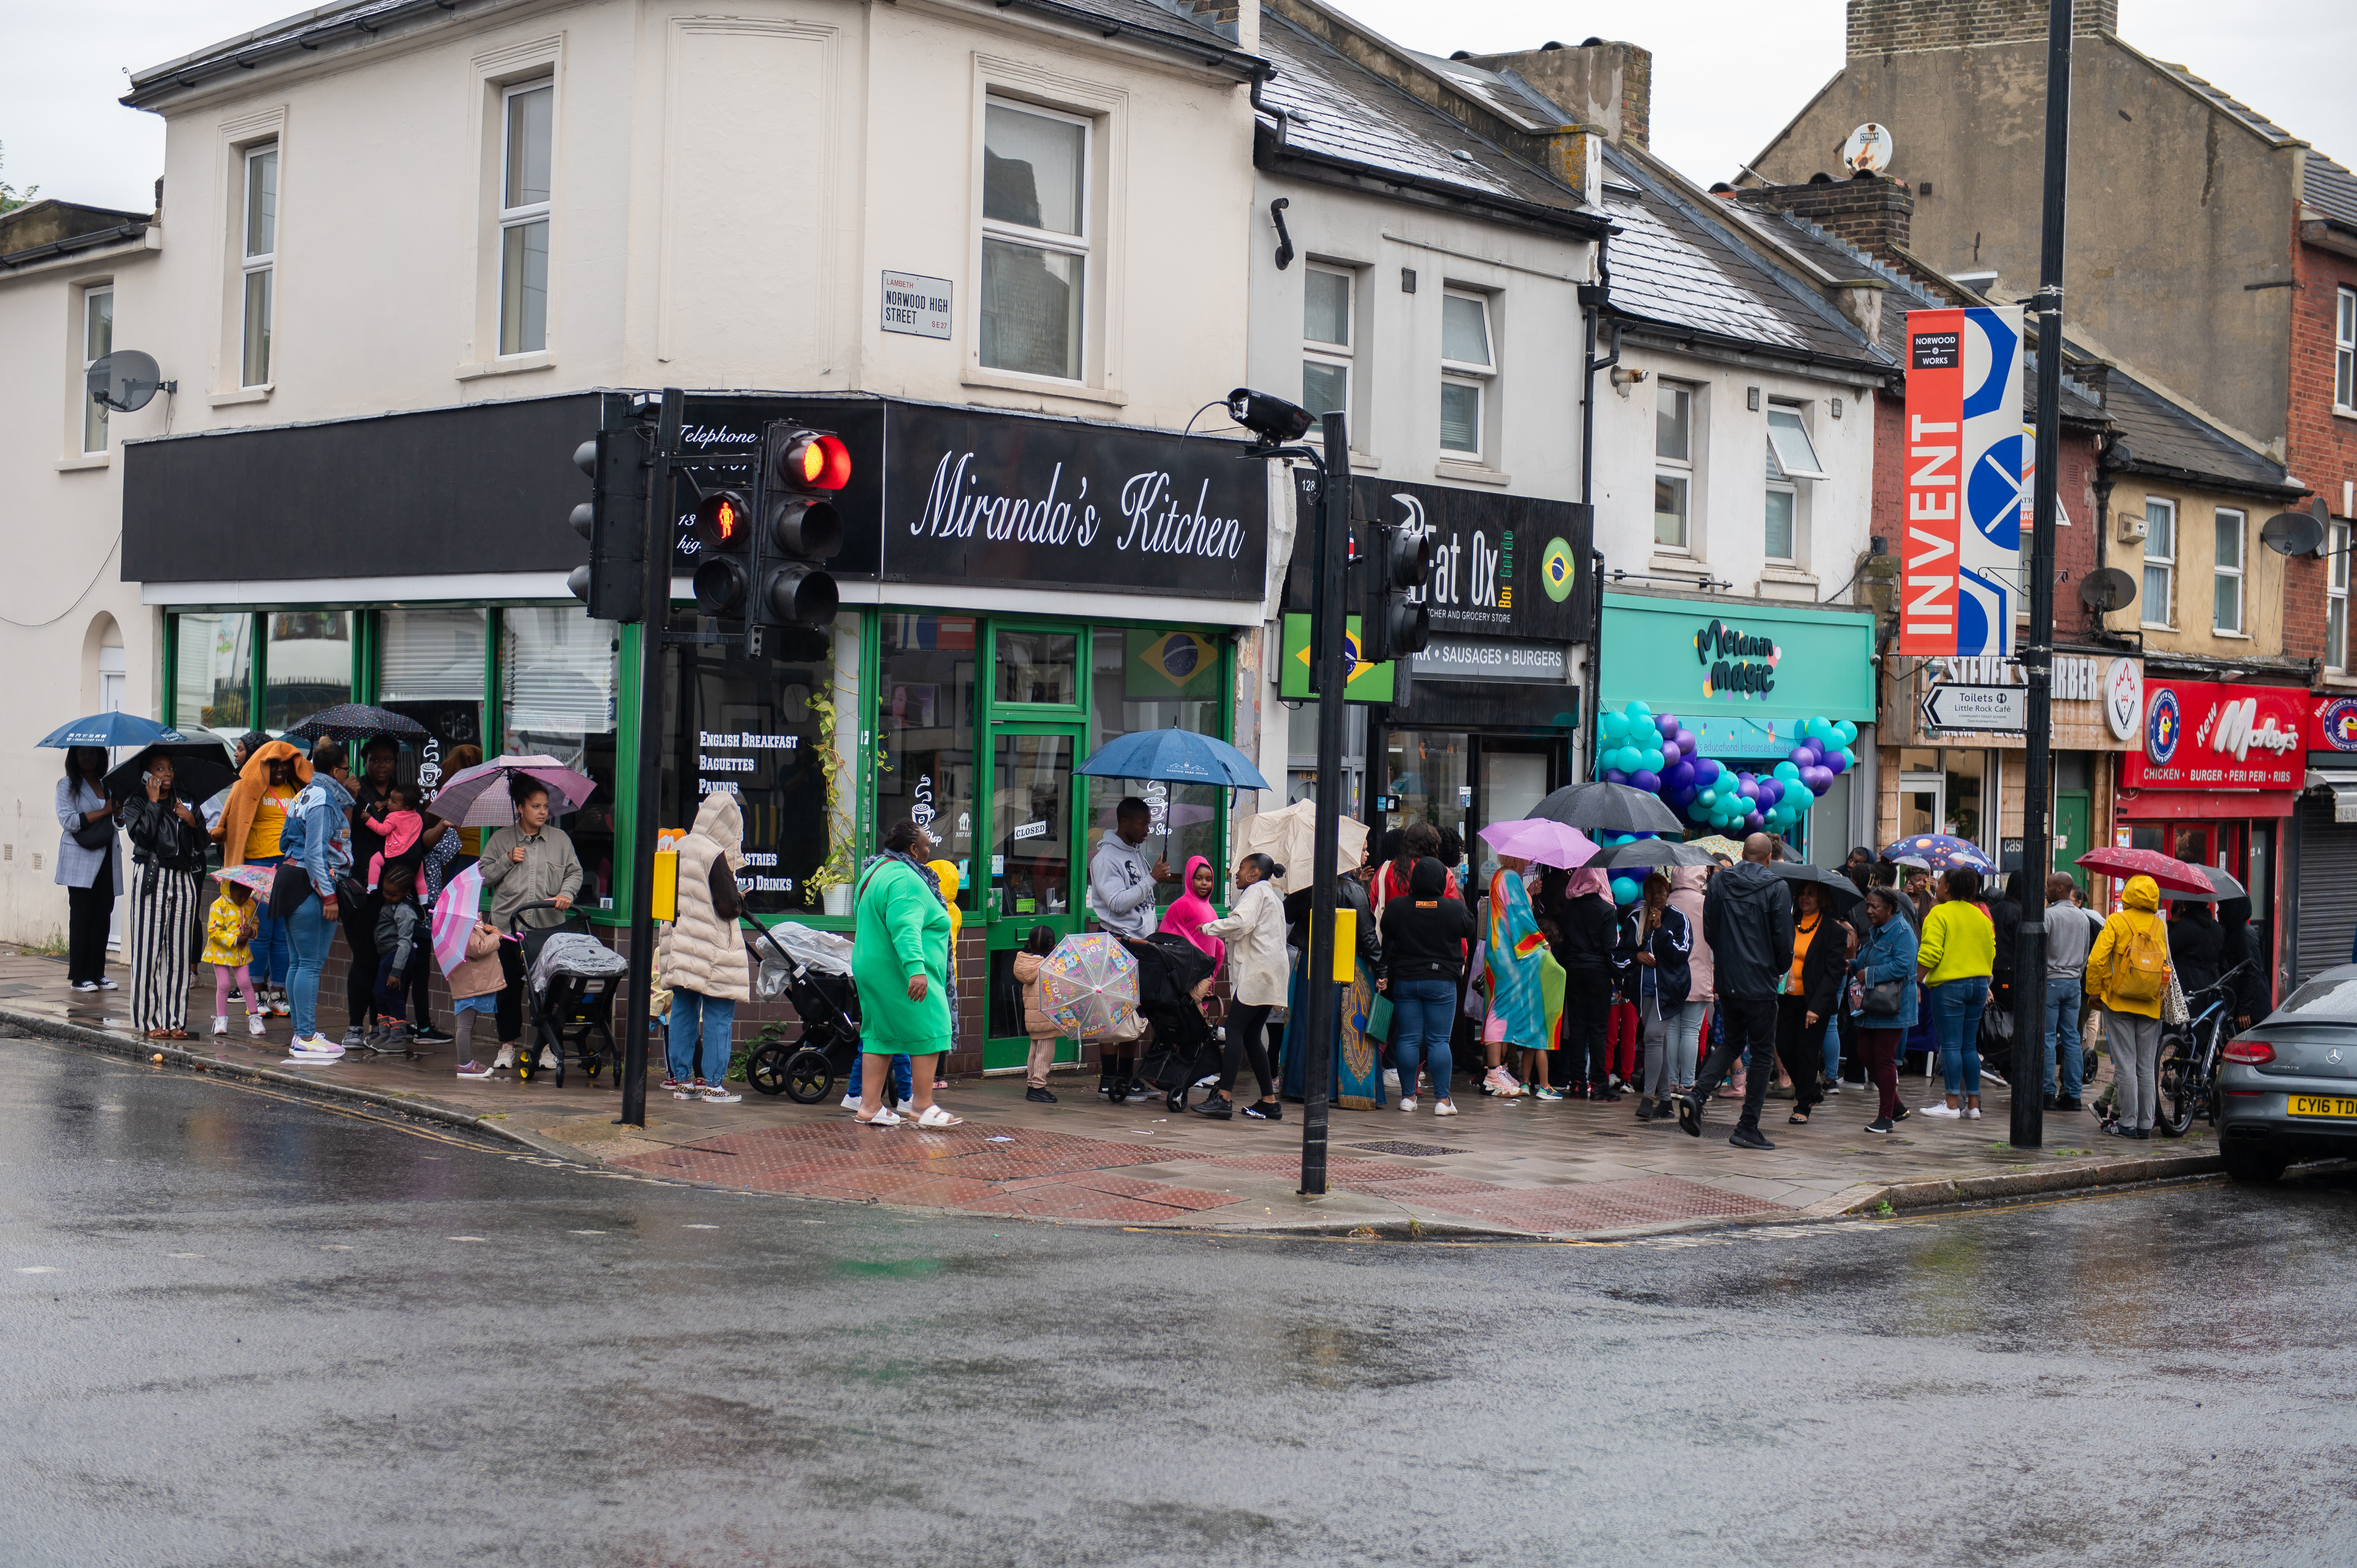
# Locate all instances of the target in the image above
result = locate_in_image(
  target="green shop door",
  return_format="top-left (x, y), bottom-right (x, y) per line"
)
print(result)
top-left (981, 722), bottom-right (1088, 1071)
top-left (2055, 791), bottom-right (2091, 891)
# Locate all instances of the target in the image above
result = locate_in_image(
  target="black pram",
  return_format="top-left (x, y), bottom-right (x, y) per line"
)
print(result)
top-left (1125, 934), bottom-right (1220, 1112)
top-left (509, 900), bottom-right (627, 1088)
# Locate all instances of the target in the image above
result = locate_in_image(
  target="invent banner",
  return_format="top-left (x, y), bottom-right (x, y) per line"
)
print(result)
top-left (1897, 306), bottom-right (2025, 658)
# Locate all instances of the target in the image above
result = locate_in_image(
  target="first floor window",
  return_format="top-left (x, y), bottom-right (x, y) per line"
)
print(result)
top-left (240, 144), bottom-right (277, 387)
top-left (1765, 484), bottom-right (1796, 561)
top-left (499, 81), bottom-right (553, 355)
top-left (980, 99), bottom-right (1089, 381)
top-left (2338, 287), bottom-right (2355, 413)
top-left (1439, 379), bottom-right (1482, 454)
top-left (2143, 498), bottom-right (2176, 627)
top-left (2330, 519), bottom-right (2350, 672)
top-left (1302, 263), bottom-right (1352, 420)
top-left (1439, 290), bottom-right (1492, 457)
top-left (2213, 508), bottom-right (2246, 633)
top-left (1654, 475), bottom-right (1690, 549)
top-left (81, 286), bottom-right (112, 453)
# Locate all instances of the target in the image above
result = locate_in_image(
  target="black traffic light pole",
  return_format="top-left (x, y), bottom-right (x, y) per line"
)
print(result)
top-left (617, 387), bottom-right (682, 1130)
top-left (1299, 410), bottom-right (1352, 1196)
top-left (2012, 0), bottom-right (2075, 1151)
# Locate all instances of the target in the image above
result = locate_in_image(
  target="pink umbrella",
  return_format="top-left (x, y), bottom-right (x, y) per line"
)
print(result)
top-left (428, 755), bottom-right (597, 829)
top-left (431, 862), bottom-right (487, 976)
top-left (210, 864), bottom-right (276, 894)
top-left (1476, 818), bottom-right (1600, 869)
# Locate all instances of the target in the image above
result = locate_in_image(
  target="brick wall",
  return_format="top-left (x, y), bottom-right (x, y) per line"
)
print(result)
top-left (1737, 175), bottom-right (1915, 255)
top-left (1846, 0), bottom-right (2117, 56)
top-left (2284, 221), bottom-right (2357, 672)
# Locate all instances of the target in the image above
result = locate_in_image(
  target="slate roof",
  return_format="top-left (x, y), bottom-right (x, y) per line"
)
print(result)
top-left (2097, 363), bottom-right (2300, 497)
top-left (1597, 144), bottom-right (1887, 368)
top-left (1254, 14), bottom-right (1591, 219)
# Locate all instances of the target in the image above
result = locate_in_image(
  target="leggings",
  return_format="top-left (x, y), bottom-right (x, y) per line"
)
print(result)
top-left (1220, 1002), bottom-right (1277, 1098)
top-left (1862, 1026), bottom-right (1903, 1120)
top-left (214, 964), bottom-right (255, 1020)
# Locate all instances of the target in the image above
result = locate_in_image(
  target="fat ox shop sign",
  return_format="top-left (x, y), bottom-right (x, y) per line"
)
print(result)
top-left (667, 396), bottom-right (1267, 600)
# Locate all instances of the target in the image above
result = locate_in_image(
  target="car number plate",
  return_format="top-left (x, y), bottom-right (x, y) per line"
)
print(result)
top-left (2287, 1095), bottom-right (2357, 1119)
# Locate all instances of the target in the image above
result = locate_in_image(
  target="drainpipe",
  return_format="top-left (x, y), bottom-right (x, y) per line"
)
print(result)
top-left (1579, 243), bottom-right (1620, 782)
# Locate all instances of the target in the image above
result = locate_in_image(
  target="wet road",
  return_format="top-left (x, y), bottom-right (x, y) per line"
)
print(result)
top-left (4, 1034), bottom-right (2353, 1568)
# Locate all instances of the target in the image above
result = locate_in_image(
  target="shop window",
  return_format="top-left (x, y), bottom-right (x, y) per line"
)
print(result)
top-left (81, 285), bottom-right (112, 454)
top-left (505, 607), bottom-right (617, 906)
top-left (1387, 729), bottom-right (1469, 853)
top-left (1895, 746), bottom-right (1985, 848)
top-left (262, 611), bottom-right (350, 732)
top-left (173, 613), bottom-right (253, 732)
top-left (995, 628), bottom-right (1078, 705)
top-left (499, 81), bottom-right (553, 356)
top-left (1655, 382), bottom-right (1693, 549)
top-left (377, 608), bottom-right (488, 804)
top-left (240, 145), bottom-right (277, 387)
top-left (2338, 287), bottom-right (2355, 415)
top-left (2329, 519), bottom-right (2350, 673)
top-left (1302, 264), bottom-right (1353, 422)
top-left (878, 615), bottom-right (979, 901)
top-left (1288, 701), bottom-right (1368, 819)
top-left (1439, 290), bottom-right (1492, 458)
top-left (1089, 626), bottom-right (1224, 912)
top-left (2212, 508), bottom-right (2246, 634)
top-left (2142, 498), bottom-right (2175, 628)
top-left (980, 99), bottom-right (1088, 382)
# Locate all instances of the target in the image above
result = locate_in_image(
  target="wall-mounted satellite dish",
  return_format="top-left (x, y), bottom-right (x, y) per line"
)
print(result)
top-left (1841, 123), bottom-right (1893, 175)
top-left (2260, 496), bottom-right (2330, 557)
top-left (86, 349), bottom-right (174, 414)
top-left (2078, 566), bottom-right (2137, 614)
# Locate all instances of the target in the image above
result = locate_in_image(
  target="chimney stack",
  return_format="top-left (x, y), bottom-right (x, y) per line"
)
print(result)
top-left (1737, 173), bottom-right (1917, 258)
top-left (1845, 0), bottom-right (2116, 57)
top-left (1464, 38), bottom-right (1651, 150)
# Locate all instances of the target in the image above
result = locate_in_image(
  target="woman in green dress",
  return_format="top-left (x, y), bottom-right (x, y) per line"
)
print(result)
top-left (852, 819), bottom-right (961, 1127)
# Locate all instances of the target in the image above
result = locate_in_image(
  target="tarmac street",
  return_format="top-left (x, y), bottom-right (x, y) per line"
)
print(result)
top-left (3, 1031), bottom-right (2352, 1568)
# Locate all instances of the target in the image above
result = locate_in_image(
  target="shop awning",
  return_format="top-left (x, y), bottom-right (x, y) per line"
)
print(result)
top-left (2306, 769), bottom-right (2357, 823)
top-left (2115, 789), bottom-right (2298, 821)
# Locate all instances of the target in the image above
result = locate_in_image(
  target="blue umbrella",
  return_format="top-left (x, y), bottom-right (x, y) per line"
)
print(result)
top-left (37, 712), bottom-right (184, 749)
top-left (1880, 833), bottom-right (1993, 872)
top-left (1074, 727), bottom-right (1270, 790)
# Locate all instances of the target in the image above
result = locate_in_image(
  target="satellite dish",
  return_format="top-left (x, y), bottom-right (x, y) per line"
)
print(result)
top-left (86, 349), bottom-right (173, 414)
top-left (2078, 566), bottom-right (2137, 614)
top-left (1841, 123), bottom-right (1894, 175)
top-left (2260, 496), bottom-right (2330, 557)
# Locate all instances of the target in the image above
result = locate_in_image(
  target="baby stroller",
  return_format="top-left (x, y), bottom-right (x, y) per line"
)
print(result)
top-left (1127, 934), bottom-right (1222, 1112)
top-left (745, 921), bottom-right (867, 1104)
top-left (510, 900), bottom-right (628, 1088)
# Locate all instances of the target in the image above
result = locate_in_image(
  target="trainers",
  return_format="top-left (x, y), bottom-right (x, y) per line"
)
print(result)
top-left (247, 1013), bottom-right (267, 1037)
top-left (661, 1074), bottom-right (687, 1092)
top-left (290, 1036), bottom-right (343, 1061)
top-left (408, 1023), bottom-right (454, 1045)
top-left (1025, 1086), bottom-right (1058, 1104)
top-left (1920, 1102), bottom-right (1963, 1119)
top-left (1864, 1116), bottom-right (1894, 1134)
top-left (1483, 1066), bottom-right (1523, 1097)
top-left (539, 1047), bottom-right (559, 1070)
top-left (1981, 1070), bottom-right (2008, 1088)
top-left (1433, 1099), bottom-right (1457, 1116)
top-left (1965, 1104), bottom-right (1983, 1120)
top-left (701, 1085), bottom-right (742, 1104)
top-left (211, 1016), bottom-right (229, 1036)
top-left (1532, 1086), bottom-right (1563, 1102)
top-left (72, 980), bottom-right (99, 992)
top-left (493, 1044), bottom-right (518, 1071)
top-left (455, 1060), bottom-right (493, 1079)
top-left (1728, 1125), bottom-right (1776, 1151)
top-left (1399, 1097), bottom-right (1417, 1114)
top-left (340, 1027), bottom-right (365, 1050)
top-left (1241, 1099), bottom-right (1283, 1121)
top-left (1194, 1093), bottom-right (1234, 1120)
top-left (839, 1093), bottom-right (860, 1111)
top-left (98, 977), bottom-right (118, 991)
top-left (1675, 1094), bottom-right (1703, 1138)
top-left (266, 992), bottom-right (290, 1017)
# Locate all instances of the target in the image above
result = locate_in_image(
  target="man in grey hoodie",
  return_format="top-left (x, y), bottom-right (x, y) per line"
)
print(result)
top-left (1087, 797), bottom-right (1174, 939)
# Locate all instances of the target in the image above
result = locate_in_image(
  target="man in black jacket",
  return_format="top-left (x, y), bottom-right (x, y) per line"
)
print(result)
top-left (1680, 833), bottom-right (1796, 1148)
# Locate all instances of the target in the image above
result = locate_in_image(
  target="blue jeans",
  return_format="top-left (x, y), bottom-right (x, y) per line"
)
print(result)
top-left (1388, 976), bottom-right (1457, 1101)
top-left (667, 990), bottom-right (737, 1085)
top-left (1821, 1014), bottom-right (1842, 1084)
top-left (246, 855), bottom-right (290, 987)
top-left (849, 1052), bottom-right (912, 1103)
top-left (283, 893), bottom-right (336, 1041)
top-left (1928, 976), bottom-right (1989, 1097)
top-left (2043, 976), bottom-right (2084, 1099)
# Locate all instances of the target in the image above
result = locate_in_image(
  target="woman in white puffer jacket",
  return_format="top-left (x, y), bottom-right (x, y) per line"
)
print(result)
top-left (659, 791), bottom-right (751, 1102)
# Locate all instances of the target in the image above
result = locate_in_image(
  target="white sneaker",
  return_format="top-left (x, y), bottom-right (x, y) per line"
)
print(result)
top-left (1382, 1069), bottom-right (1401, 1092)
top-left (493, 1044), bottom-right (517, 1070)
top-left (1433, 1100), bottom-right (1458, 1116)
top-left (1981, 1070), bottom-right (2008, 1088)
top-left (1920, 1102), bottom-right (1962, 1119)
top-left (1399, 1097), bottom-right (1416, 1114)
top-left (1965, 1105), bottom-right (1983, 1119)
top-left (248, 1013), bottom-right (267, 1037)
top-left (1483, 1066), bottom-right (1523, 1098)
top-left (211, 1016), bottom-right (228, 1036)
top-left (539, 1047), bottom-right (559, 1070)
top-left (839, 1094), bottom-right (860, 1111)
top-left (702, 1086), bottom-right (742, 1104)
top-left (98, 977), bottom-right (118, 991)
top-left (289, 1036), bottom-right (342, 1062)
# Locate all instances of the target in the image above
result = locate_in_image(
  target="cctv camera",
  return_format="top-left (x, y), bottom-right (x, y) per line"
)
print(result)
top-left (1226, 388), bottom-right (1315, 446)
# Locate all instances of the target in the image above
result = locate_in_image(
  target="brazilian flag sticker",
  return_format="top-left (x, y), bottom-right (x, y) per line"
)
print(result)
top-left (1541, 536), bottom-right (1576, 602)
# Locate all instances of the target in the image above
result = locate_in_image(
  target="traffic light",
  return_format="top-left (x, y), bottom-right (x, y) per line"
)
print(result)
top-left (751, 423), bottom-right (847, 627)
top-left (689, 485), bottom-right (756, 617)
top-left (566, 424), bottom-right (652, 623)
top-left (1364, 519), bottom-right (1434, 665)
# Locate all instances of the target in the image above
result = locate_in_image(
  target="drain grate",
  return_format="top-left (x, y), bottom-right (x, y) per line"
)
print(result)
top-left (1348, 1140), bottom-right (1471, 1158)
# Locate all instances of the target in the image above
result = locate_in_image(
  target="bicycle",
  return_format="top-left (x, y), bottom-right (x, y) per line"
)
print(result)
top-left (2151, 959), bottom-right (2256, 1139)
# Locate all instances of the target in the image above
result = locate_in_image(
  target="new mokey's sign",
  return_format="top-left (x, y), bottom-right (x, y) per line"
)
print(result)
top-left (2119, 679), bottom-right (2305, 791)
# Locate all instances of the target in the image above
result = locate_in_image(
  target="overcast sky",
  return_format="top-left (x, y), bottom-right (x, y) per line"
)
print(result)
top-left (4, 0), bottom-right (2352, 212)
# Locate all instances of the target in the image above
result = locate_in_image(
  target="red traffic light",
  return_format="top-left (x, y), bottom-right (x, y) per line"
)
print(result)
top-left (773, 430), bottom-right (852, 492)
top-left (693, 489), bottom-right (751, 554)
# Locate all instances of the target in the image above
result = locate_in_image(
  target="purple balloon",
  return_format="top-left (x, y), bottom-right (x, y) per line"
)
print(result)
top-left (1656, 714), bottom-right (1679, 738)
top-left (1790, 746), bottom-right (1815, 768)
top-left (1825, 752), bottom-right (1848, 776)
top-left (1667, 759), bottom-right (1696, 789)
top-left (1631, 769), bottom-right (1662, 793)
top-left (1744, 811), bottom-right (1765, 832)
top-left (1673, 729), bottom-right (1697, 753)
top-left (1737, 779), bottom-right (1760, 801)
top-left (1693, 757), bottom-right (1721, 785)
top-left (1606, 768), bottom-right (1631, 785)
top-left (1660, 741), bottom-right (1682, 765)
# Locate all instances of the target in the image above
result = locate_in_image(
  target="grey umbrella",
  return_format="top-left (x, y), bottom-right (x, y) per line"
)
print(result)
top-left (2161, 864), bottom-right (2246, 902)
top-left (1585, 838), bottom-right (1718, 871)
top-left (1527, 781), bottom-right (1684, 835)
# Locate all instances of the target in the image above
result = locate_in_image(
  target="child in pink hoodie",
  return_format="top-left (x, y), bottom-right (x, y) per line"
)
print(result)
top-left (366, 780), bottom-right (424, 892)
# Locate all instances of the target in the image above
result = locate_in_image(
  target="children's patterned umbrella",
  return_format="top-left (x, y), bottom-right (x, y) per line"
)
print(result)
top-left (1879, 834), bottom-right (1993, 872)
top-left (210, 864), bottom-right (276, 894)
top-left (1037, 934), bottom-right (1140, 1039)
top-left (430, 862), bottom-right (488, 976)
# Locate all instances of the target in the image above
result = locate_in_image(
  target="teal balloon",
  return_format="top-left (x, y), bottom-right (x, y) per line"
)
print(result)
top-left (1774, 761), bottom-right (1801, 782)
top-left (1835, 720), bottom-right (1858, 745)
top-left (1611, 876), bottom-right (1642, 905)
top-left (1640, 747), bottom-right (1666, 773)
top-left (1697, 788), bottom-right (1717, 808)
top-left (1628, 701), bottom-right (1653, 719)
top-left (1602, 713), bottom-right (1630, 741)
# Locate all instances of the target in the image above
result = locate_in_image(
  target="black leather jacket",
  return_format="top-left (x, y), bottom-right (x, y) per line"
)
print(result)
top-left (121, 795), bottom-right (208, 873)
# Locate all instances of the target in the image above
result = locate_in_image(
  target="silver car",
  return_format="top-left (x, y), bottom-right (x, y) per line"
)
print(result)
top-left (2215, 962), bottom-right (2357, 1183)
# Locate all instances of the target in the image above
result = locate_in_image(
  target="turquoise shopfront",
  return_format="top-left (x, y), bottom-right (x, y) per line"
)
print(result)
top-left (1597, 592), bottom-right (1878, 863)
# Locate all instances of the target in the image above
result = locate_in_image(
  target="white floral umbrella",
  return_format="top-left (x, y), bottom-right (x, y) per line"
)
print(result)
top-left (1038, 934), bottom-right (1140, 1039)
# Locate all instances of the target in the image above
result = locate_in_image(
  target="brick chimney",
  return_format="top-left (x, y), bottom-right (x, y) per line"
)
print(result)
top-left (1463, 38), bottom-right (1651, 149)
top-left (1736, 172), bottom-right (1916, 258)
top-left (1846, 0), bottom-right (2116, 56)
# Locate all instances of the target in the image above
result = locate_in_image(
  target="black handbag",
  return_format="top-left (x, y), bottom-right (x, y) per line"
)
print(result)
top-left (268, 861), bottom-right (313, 918)
top-left (71, 816), bottom-right (115, 851)
top-left (1857, 975), bottom-right (1908, 1018)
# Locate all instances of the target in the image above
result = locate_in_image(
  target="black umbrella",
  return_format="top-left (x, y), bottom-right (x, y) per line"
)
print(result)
top-left (1768, 862), bottom-right (1863, 913)
top-left (1528, 782), bottom-right (1685, 835)
top-left (283, 703), bottom-right (431, 745)
top-left (2161, 864), bottom-right (2246, 902)
top-left (1585, 837), bottom-right (1718, 871)
top-left (104, 744), bottom-right (237, 806)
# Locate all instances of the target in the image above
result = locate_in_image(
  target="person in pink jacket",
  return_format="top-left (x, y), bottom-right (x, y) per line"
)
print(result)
top-left (1668, 865), bottom-right (1715, 1092)
top-left (1156, 855), bottom-right (1226, 969)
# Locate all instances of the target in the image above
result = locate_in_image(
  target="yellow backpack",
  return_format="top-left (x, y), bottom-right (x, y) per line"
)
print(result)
top-left (2108, 915), bottom-right (2170, 1005)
